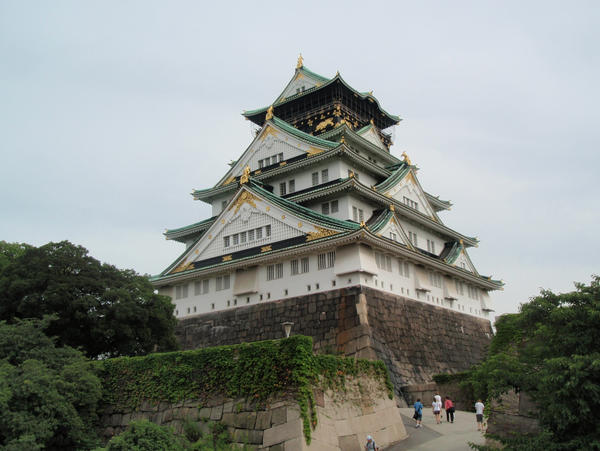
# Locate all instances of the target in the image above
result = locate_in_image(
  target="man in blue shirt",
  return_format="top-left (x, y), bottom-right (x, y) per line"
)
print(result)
top-left (414, 398), bottom-right (424, 428)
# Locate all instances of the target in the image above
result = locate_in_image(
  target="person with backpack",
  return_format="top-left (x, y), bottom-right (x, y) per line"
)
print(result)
top-left (445, 396), bottom-right (455, 423)
top-left (365, 435), bottom-right (379, 450)
top-left (413, 398), bottom-right (424, 428)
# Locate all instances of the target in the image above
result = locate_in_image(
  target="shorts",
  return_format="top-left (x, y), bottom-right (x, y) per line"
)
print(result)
top-left (476, 414), bottom-right (484, 423)
top-left (433, 410), bottom-right (440, 414)
top-left (415, 413), bottom-right (422, 420)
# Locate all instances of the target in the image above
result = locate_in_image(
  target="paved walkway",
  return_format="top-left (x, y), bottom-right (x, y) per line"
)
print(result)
top-left (383, 408), bottom-right (486, 450)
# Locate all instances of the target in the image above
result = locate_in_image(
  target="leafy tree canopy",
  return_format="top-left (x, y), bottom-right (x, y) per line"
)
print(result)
top-left (0, 318), bottom-right (102, 450)
top-left (471, 275), bottom-right (600, 450)
top-left (0, 240), bottom-right (33, 272)
top-left (0, 241), bottom-right (178, 358)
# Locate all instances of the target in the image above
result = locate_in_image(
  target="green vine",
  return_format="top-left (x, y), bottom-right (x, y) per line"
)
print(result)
top-left (96, 336), bottom-right (392, 444)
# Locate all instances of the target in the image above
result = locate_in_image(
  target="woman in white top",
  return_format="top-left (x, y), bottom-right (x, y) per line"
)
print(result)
top-left (432, 395), bottom-right (442, 424)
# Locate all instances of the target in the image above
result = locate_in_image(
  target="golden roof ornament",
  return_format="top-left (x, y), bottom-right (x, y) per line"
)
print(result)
top-left (340, 135), bottom-right (345, 144)
top-left (265, 105), bottom-right (274, 121)
top-left (401, 151), bottom-right (412, 166)
top-left (390, 204), bottom-right (395, 212)
top-left (296, 53), bottom-right (303, 69)
top-left (360, 221), bottom-right (366, 228)
top-left (240, 165), bottom-right (251, 185)
top-left (348, 170), bottom-right (355, 178)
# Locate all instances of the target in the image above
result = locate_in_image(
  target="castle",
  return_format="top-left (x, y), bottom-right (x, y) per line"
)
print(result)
top-left (151, 57), bottom-right (501, 392)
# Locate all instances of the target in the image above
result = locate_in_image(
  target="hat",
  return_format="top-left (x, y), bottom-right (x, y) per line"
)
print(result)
top-left (367, 435), bottom-right (373, 440)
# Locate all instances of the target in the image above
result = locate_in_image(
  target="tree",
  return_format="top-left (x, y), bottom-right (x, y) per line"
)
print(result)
top-left (471, 276), bottom-right (600, 450)
top-left (0, 240), bottom-right (32, 272)
top-left (102, 421), bottom-right (185, 451)
top-left (0, 318), bottom-right (102, 450)
top-left (0, 241), bottom-right (178, 358)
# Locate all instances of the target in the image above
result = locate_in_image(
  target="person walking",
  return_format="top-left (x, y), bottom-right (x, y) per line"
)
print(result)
top-left (475, 399), bottom-right (485, 431)
top-left (413, 398), bottom-right (424, 428)
top-left (365, 435), bottom-right (379, 450)
top-left (445, 396), bottom-right (455, 423)
top-left (432, 395), bottom-right (442, 424)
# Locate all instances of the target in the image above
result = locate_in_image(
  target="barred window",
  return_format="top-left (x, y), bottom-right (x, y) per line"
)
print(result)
top-left (202, 279), bottom-right (209, 294)
top-left (175, 284), bottom-right (188, 300)
top-left (321, 203), bottom-right (330, 215)
top-left (223, 236), bottom-right (230, 248)
top-left (267, 263), bottom-right (283, 280)
top-left (318, 251), bottom-right (335, 269)
top-left (321, 169), bottom-right (329, 183)
top-left (331, 200), bottom-right (339, 213)
top-left (301, 257), bottom-right (309, 273)
top-left (291, 259), bottom-right (299, 276)
top-left (288, 179), bottom-right (295, 193)
top-left (279, 182), bottom-right (287, 196)
top-left (312, 172), bottom-right (319, 186)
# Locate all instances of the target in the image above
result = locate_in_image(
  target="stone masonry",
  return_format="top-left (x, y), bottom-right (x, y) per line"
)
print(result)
top-left (176, 286), bottom-right (493, 402)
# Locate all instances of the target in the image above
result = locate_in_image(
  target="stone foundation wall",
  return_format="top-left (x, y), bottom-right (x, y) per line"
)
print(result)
top-left (176, 286), bottom-right (493, 400)
top-left (99, 375), bottom-right (407, 450)
top-left (402, 382), bottom-right (474, 412)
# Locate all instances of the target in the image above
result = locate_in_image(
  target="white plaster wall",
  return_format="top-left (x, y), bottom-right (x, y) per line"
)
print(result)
top-left (398, 219), bottom-right (445, 253)
top-left (211, 193), bottom-right (234, 217)
top-left (168, 248), bottom-right (491, 321)
top-left (280, 74), bottom-right (320, 99)
top-left (269, 160), bottom-right (338, 196)
top-left (344, 194), bottom-right (376, 223)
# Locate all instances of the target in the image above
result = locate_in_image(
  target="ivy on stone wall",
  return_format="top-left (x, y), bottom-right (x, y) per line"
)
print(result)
top-left (97, 336), bottom-right (392, 444)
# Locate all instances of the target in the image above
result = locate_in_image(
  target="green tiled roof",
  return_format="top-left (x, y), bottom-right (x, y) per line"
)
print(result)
top-left (271, 116), bottom-right (337, 149)
top-left (374, 162), bottom-right (411, 192)
top-left (243, 71), bottom-right (400, 124)
top-left (165, 216), bottom-right (216, 237)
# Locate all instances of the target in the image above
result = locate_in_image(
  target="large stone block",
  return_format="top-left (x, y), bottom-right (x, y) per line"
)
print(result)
top-left (262, 419), bottom-right (303, 447)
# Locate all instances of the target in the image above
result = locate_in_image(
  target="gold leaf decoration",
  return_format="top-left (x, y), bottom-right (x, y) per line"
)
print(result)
top-left (239, 166), bottom-right (251, 185)
top-left (222, 175), bottom-right (236, 186)
top-left (222, 255), bottom-right (232, 262)
top-left (315, 118), bottom-right (334, 132)
top-left (306, 146), bottom-right (324, 157)
top-left (229, 191), bottom-right (259, 214)
top-left (259, 125), bottom-right (279, 141)
top-left (171, 261), bottom-right (194, 274)
top-left (306, 226), bottom-right (338, 242)
top-left (261, 245), bottom-right (272, 253)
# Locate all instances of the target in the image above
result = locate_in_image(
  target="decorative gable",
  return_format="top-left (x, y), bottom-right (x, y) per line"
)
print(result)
top-left (383, 171), bottom-right (437, 220)
top-left (358, 126), bottom-right (387, 151)
top-left (374, 213), bottom-right (412, 248)
top-left (218, 123), bottom-right (330, 186)
top-left (277, 71), bottom-right (323, 101)
top-left (452, 249), bottom-right (477, 274)
top-left (167, 186), bottom-right (347, 275)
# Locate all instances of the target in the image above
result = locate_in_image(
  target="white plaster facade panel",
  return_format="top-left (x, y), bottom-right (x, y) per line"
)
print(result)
top-left (359, 128), bottom-right (387, 151)
top-left (345, 194), bottom-right (376, 223)
top-left (386, 174), bottom-right (436, 219)
top-left (397, 219), bottom-right (443, 252)
top-left (303, 198), bottom-right (345, 221)
top-left (211, 193), bottom-right (234, 217)
top-left (269, 160), bottom-right (337, 196)
top-left (279, 73), bottom-right (320, 99)
top-left (344, 164), bottom-right (378, 187)
top-left (335, 244), bottom-right (378, 276)
top-left (453, 252), bottom-right (474, 273)
top-left (377, 219), bottom-right (409, 246)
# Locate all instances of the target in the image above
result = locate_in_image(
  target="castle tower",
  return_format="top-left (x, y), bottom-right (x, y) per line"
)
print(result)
top-left (152, 57), bottom-right (502, 321)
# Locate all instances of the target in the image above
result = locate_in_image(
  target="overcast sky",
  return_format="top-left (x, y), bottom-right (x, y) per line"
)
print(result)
top-left (1, 1), bottom-right (598, 320)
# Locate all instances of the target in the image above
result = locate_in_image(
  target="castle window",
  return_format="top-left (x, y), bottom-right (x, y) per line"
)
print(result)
top-left (223, 236), bottom-right (230, 248)
top-left (390, 232), bottom-right (397, 241)
top-left (456, 280), bottom-right (465, 295)
top-left (278, 153), bottom-right (284, 162)
top-left (291, 259), bottom-right (299, 276)
top-left (398, 260), bottom-right (410, 278)
top-left (427, 239), bottom-right (436, 254)
top-left (409, 231), bottom-right (418, 247)
top-left (175, 284), bottom-right (188, 300)
top-left (321, 169), bottom-right (329, 183)
top-left (233, 234), bottom-right (239, 245)
top-left (210, 304), bottom-right (214, 310)
top-left (301, 257), bottom-right (309, 273)
top-left (194, 281), bottom-right (202, 295)
top-left (246, 297), bottom-right (250, 304)
top-left (312, 172), bottom-right (319, 186)
top-left (248, 229), bottom-right (254, 241)
top-left (318, 251), bottom-right (335, 270)
top-left (258, 160), bottom-right (264, 169)
top-left (267, 263), bottom-right (283, 281)
top-left (202, 279), bottom-right (209, 294)
top-left (321, 203), bottom-right (330, 215)
top-left (279, 182), bottom-right (287, 196)
top-left (358, 209), bottom-right (364, 222)
top-left (256, 227), bottom-right (263, 239)
top-left (187, 307), bottom-right (190, 314)
top-left (288, 179), bottom-right (295, 193)
top-left (265, 225), bottom-right (271, 237)
top-left (403, 196), bottom-right (419, 211)
top-left (352, 206), bottom-right (358, 221)
top-left (216, 275), bottom-right (230, 291)
top-left (331, 200), bottom-right (338, 213)
top-left (240, 231), bottom-right (247, 244)
top-left (428, 271), bottom-right (442, 288)
top-left (271, 156), bottom-right (278, 165)
top-left (233, 298), bottom-right (237, 305)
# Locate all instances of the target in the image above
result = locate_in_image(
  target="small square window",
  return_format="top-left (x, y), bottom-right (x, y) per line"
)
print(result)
top-left (331, 200), bottom-right (339, 213)
top-left (210, 303), bottom-right (214, 310)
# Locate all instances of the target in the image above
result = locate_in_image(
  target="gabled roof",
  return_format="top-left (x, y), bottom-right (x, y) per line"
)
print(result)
top-left (212, 116), bottom-right (337, 189)
top-left (243, 70), bottom-right (400, 127)
top-left (157, 180), bottom-right (360, 278)
top-left (286, 176), bottom-right (479, 247)
top-left (373, 161), bottom-right (411, 192)
top-left (425, 193), bottom-right (452, 212)
top-left (318, 123), bottom-right (401, 165)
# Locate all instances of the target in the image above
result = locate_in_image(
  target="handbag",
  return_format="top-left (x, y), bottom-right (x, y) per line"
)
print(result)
top-left (413, 411), bottom-right (418, 420)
